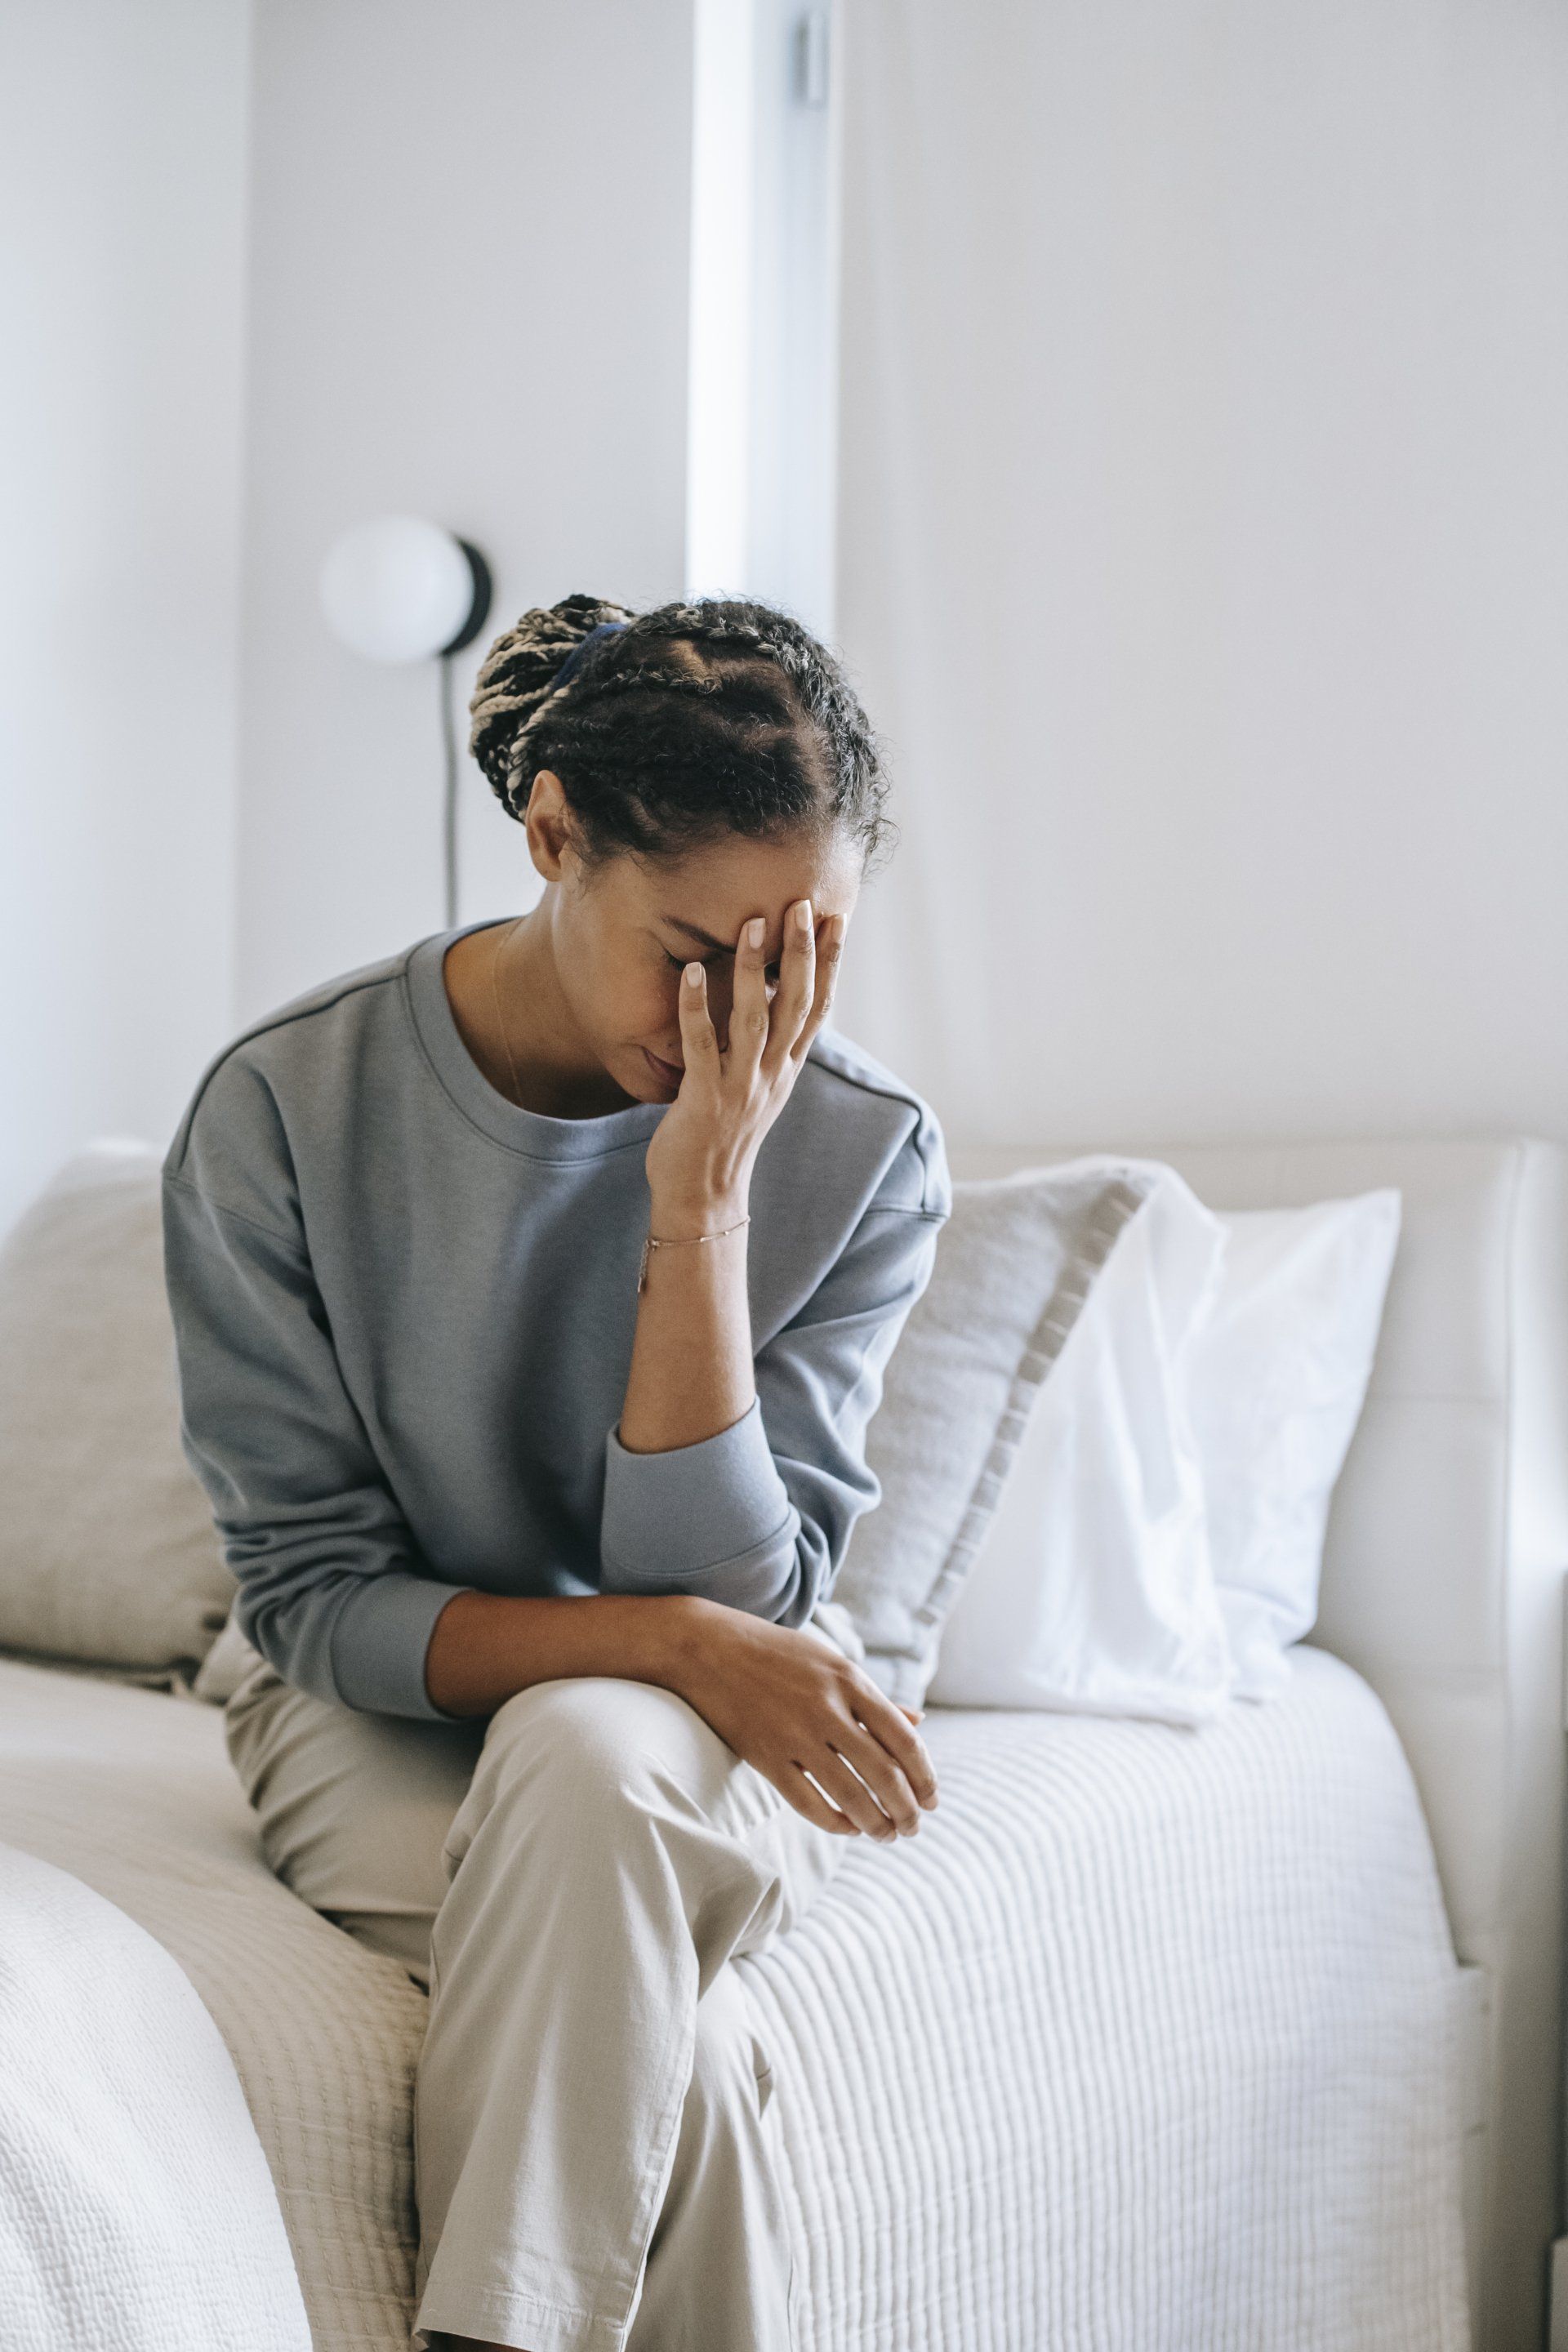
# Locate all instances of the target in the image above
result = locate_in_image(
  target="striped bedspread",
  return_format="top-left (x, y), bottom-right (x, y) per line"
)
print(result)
top-left (745, 1642), bottom-right (1469, 2350)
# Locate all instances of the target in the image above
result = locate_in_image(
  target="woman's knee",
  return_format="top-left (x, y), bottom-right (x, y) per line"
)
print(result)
top-left (442, 1675), bottom-right (743, 1878)
top-left (483, 1673), bottom-right (728, 1797)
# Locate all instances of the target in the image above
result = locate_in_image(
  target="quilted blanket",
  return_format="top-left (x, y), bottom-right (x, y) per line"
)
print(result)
top-left (745, 1643), bottom-right (1471, 2351)
top-left (0, 1838), bottom-right (310, 2352)
top-left (0, 1644), bottom-right (1468, 2352)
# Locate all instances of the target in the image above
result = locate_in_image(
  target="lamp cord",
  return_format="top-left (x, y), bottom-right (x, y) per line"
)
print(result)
top-left (439, 652), bottom-right (459, 929)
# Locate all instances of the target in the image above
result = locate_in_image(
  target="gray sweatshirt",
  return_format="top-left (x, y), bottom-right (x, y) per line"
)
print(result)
top-left (161, 919), bottom-right (950, 1722)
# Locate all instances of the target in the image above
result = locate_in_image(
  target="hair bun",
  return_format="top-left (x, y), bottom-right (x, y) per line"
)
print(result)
top-left (469, 593), bottom-right (636, 812)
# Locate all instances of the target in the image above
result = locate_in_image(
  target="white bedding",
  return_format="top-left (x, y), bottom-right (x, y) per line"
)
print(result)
top-left (747, 1645), bottom-right (1471, 2350)
top-left (0, 1645), bottom-right (1469, 2351)
top-left (0, 1658), bottom-right (429, 2351)
top-left (0, 1839), bottom-right (310, 2352)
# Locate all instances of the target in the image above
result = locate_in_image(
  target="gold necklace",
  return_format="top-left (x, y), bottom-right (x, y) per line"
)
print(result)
top-left (490, 918), bottom-right (526, 1104)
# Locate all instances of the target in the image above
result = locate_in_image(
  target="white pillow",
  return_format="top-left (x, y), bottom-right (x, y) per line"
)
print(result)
top-left (834, 1158), bottom-right (1161, 1707)
top-left (1193, 1192), bottom-right (1401, 1701)
top-left (927, 1167), bottom-right (1401, 1722)
top-left (925, 1161), bottom-right (1238, 1726)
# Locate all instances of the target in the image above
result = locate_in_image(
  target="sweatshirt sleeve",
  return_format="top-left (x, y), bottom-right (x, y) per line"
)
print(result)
top-left (161, 1169), bottom-right (478, 1722)
top-left (598, 1116), bottom-right (951, 1628)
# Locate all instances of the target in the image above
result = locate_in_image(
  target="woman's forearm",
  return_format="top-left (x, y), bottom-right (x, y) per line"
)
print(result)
top-left (614, 903), bottom-right (840, 1460)
top-left (615, 1181), bottom-right (756, 1455)
top-left (424, 1587), bottom-right (704, 1718)
top-left (424, 1586), bottom-right (938, 1846)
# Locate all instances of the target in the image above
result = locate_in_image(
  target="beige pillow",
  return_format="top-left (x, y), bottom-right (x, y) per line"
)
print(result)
top-left (0, 1141), bottom-right (234, 1678)
top-left (833, 1159), bottom-right (1159, 1707)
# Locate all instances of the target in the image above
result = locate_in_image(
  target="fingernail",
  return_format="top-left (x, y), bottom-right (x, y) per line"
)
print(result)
top-left (746, 917), bottom-right (764, 947)
top-left (684, 963), bottom-right (702, 987)
top-left (796, 899), bottom-right (812, 930)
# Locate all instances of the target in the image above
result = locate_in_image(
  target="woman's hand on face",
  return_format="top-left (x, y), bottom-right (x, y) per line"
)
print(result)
top-left (666, 1598), bottom-right (940, 1841)
top-left (643, 899), bottom-right (846, 1223)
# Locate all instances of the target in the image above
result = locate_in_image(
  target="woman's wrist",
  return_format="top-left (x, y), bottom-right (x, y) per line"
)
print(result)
top-left (642, 1593), bottom-right (718, 1702)
top-left (644, 1181), bottom-right (752, 1241)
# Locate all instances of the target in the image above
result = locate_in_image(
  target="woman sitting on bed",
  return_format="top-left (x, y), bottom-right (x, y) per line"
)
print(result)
top-left (160, 594), bottom-right (950, 2352)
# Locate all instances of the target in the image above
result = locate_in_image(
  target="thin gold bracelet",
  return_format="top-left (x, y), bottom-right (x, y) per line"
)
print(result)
top-left (637, 1215), bottom-right (751, 1294)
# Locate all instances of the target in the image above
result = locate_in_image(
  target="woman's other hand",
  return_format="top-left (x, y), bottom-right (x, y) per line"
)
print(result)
top-left (663, 1597), bottom-right (940, 1840)
top-left (643, 898), bottom-right (845, 1224)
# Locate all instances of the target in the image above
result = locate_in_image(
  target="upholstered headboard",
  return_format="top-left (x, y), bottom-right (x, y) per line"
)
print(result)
top-left (946, 1137), bottom-right (1568, 2352)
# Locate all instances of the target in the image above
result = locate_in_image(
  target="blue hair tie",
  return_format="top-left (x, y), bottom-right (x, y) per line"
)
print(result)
top-left (552, 619), bottom-right (628, 690)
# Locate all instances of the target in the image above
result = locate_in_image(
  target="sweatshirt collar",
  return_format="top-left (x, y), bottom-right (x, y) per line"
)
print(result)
top-left (405, 920), bottom-right (669, 1161)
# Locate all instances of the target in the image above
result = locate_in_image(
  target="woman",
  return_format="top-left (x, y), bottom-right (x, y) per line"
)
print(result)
top-left (161, 594), bottom-right (951, 2352)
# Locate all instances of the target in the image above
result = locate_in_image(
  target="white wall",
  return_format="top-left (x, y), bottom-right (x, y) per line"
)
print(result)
top-left (831, 1), bottom-right (1568, 1156)
top-left (238, 0), bottom-right (695, 1022)
top-left (0, 0), bottom-right (251, 1232)
top-left (13, 0), bottom-right (1561, 1198)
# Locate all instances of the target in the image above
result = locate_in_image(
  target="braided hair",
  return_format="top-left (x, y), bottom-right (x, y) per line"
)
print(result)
top-left (467, 595), bottom-right (896, 880)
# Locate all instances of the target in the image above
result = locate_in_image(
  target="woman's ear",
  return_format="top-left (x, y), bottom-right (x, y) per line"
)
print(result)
top-left (523, 770), bottom-right (577, 884)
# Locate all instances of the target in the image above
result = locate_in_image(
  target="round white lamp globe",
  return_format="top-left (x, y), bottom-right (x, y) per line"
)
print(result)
top-left (319, 515), bottom-right (488, 663)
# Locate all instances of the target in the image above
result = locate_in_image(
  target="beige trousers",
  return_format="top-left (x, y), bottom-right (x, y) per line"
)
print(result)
top-left (223, 1607), bottom-right (865, 2352)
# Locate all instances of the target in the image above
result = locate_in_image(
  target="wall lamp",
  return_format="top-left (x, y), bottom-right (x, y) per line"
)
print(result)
top-left (319, 515), bottom-right (493, 925)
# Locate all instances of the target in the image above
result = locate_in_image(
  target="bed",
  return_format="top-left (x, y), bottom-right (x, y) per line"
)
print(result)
top-left (2, 1134), bottom-right (1562, 2350)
